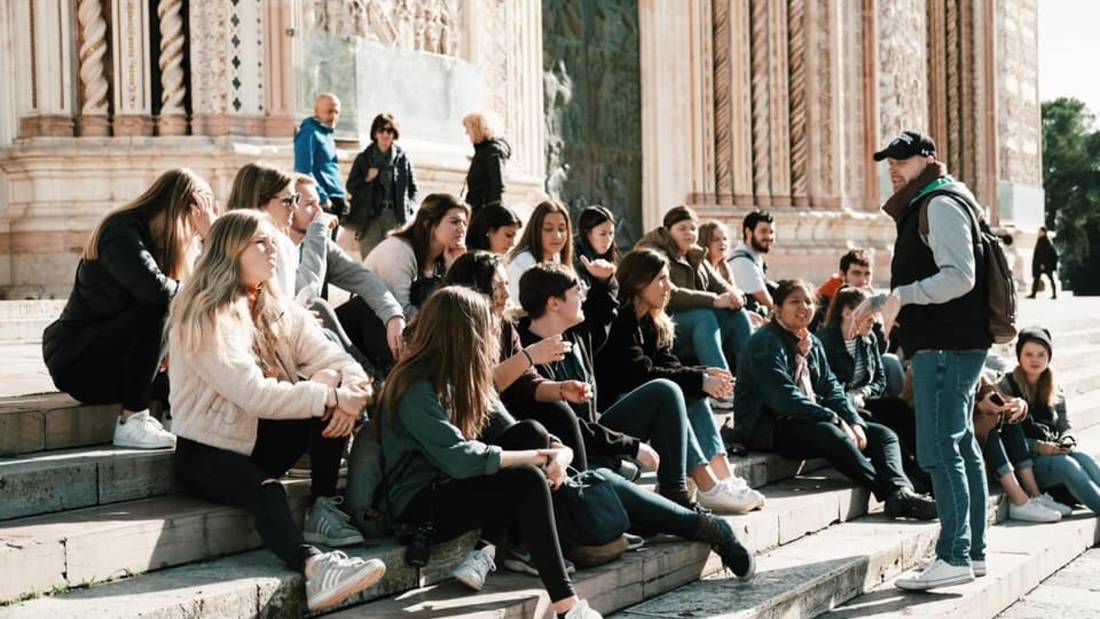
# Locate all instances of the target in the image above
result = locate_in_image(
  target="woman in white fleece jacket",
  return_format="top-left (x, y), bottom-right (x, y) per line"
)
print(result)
top-left (167, 210), bottom-right (384, 612)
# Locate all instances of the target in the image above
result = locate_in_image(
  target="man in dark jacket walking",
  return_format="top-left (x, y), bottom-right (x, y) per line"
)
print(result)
top-left (852, 131), bottom-right (991, 592)
top-left (1028, 227), bottom-right (1058, 299)
top-left (294, 94), bottom-right (347, 223)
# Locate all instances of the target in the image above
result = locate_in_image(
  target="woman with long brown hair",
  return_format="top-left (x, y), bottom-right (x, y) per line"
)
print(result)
top-left (507, 199), bottom-right (574, 299)
top-left (226, 162), bottom-right (301, 297)
top-left (594, 248), bottom-right (764, 514)
top-left (43, 168), bottom-right (216, 449)
top-left (168, 210), bottom-right (386, 612)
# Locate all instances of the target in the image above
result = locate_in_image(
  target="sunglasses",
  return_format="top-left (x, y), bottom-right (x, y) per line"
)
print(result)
top-left (279, 193), bottom-right (301, 208)
top-left (376, 127), bottom-right (396, 135)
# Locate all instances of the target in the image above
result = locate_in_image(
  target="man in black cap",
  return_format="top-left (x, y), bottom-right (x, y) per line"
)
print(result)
top-left (851, 130), bottom-right (991, 591)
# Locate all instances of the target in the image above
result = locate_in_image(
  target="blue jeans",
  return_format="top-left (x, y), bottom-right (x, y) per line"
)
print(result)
top-left (911, 349), bottom-right (989, 566)
top-left (1033, 451), bottom-right (1100, 513)
top-left (980, 423), bottom-right (1033, 478)
top-left (671, 308), bottom-right (752, 371)
top-left (596, 468), bottom-right (701, 537)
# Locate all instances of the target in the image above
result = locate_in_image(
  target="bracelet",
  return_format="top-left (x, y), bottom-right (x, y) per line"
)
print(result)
top-left (559, 383), bottom-right (566, 400)
top-left (333, 388), bottom-right (340, 410)
top-left (522, 348), bottom-right (535, 367)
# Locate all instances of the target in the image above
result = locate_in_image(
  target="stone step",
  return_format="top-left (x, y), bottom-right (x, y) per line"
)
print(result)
top-left (610, 422), bottom-right (1100, 619)
top-left (996, 547), bottom-right (1100, 618)
top-left (0, 464), bottom-right (876, 614)
top-left (0, 300), bottom-right (64, 344)
top-left (0, 393), bottom-right (119, 457)
top-left (823, 515), bottom-right (1100, 618)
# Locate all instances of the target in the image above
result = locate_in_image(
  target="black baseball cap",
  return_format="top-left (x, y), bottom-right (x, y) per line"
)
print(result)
top-left (873, 131), bottom-right (936, 161)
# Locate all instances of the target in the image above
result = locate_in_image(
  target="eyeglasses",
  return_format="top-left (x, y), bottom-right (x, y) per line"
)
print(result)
top-left (377, 127), bottom-right (396, 135)
top-left (279, 193), bottom-right (301, 208)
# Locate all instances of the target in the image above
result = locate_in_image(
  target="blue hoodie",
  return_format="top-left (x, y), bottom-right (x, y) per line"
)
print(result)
top-left (293, 116), bottom-right (344, 204)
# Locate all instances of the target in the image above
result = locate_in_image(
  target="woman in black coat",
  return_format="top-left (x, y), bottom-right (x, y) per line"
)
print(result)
top-left (462, 112), bottom-right (511, 210)
top-left (346, 113), bottom-right (418, 258)
top-left (42, 168), bottom-right (216, 449)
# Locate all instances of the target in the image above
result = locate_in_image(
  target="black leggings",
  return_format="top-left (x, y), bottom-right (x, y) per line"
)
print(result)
top-left (398, 420), bottom-right (575, 603)
top-left (252, 417), bottom-right (347, 499)
top-left (507, 400), bottom-right (589, 470)
top-left (770, 418), bottom-right (911, 501)
top-left (48, 303), bottom-right (166, 412)
top-left (174, 436), bottom-right (322, 571)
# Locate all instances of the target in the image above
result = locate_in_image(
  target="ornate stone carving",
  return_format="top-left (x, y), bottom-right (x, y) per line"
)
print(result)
top-left (750, 0), bottom-right (771, 206)
top-left (77, 0), bottom-right (111, 135)
top-left (946, 0), bottom-right (960, 172)
top-left (766, 0), bottom-right (790, 205)
top-left (788, 0), bottom-right (807, 205)
top-left (156, 0), bottom-right (188, 134)
top-left (877, 0), bottom-right (927, 143)
top-left (189, 0), bottom-right (233, 133)
top-left (712, 0), bottom-right (732, 201)
top-left (310, 0), bottom-right (461, 56)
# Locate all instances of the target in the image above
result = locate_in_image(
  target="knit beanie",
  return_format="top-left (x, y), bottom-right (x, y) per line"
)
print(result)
top-left (1015, 326), bottom-right (1053, 360)
top-left (662, 206), bottom-right (697, 230)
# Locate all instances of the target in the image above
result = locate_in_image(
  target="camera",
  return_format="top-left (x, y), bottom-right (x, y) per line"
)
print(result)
top-left (1059, 435), bottom-right (1077, 450)
top-left (402, 522), bottom-right (435, 568)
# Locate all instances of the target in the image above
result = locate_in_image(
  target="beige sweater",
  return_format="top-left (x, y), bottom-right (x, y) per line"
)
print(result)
top-left (169, 303), bottom-right (368, 455)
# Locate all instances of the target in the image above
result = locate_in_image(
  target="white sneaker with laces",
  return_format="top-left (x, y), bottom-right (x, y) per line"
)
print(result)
top-left (452, 545), bottom-right (496, 591)
top-left (1008, 497), bottom-right (1061, 523)
top-left (304, 496), bottom-right (365, 547)
top-left (305, 551), bottom-right (386, 612)
top-left (563, 599), bottom-right (603, 619)
top-left (697, 480), bottom-right (761, 514)
top-left (894, 558), bottom-right (975, 591)
top-left (113, 411), bottom-right (175, 449)
top-left (1037, 493), bottom-right (1073, 516)
top-left (722, 477), bottom-right (766, 509)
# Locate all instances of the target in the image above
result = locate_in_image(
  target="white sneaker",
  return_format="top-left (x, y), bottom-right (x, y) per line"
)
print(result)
top-left (697, 480), bottom-right (760, 514)
top-left (721, 478), bottom-right (766, 509)
top-left (1008, 497), bottom-right (1062, 523)
top-left (113, 411), bottom-right (175, 449)
top-left (1037, 493), bottom-right (1073, 517)
top-left (563, 599), bottom-right (603, 619)
top-left (452, 545), bottom-right (496, 591)
top-left (305, 551), bottom-right (386, 612)
top-left (895, 559), bottom-right (975, 591)
top-left (972, 560), bottom-right (986, 577)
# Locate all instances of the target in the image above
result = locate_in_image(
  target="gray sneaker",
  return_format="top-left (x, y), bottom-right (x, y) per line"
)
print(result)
top-left (304, 496), bottom-right (365, 547)
top-left (452, 545), bottom-right (496, 591)
top-left (305, 550), bottom-right (385, 612)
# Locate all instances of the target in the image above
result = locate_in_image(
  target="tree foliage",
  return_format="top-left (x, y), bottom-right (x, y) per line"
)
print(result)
top-left (1041, 97), bottom-right (1100, 294)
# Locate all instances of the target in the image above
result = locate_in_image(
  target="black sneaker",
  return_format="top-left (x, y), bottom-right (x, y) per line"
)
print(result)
top-left (695, 515), bottom-right (755, 579)
top-left (885, 488), bottom-right (938, 521)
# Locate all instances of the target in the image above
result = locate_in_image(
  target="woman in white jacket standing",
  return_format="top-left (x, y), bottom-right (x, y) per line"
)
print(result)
top-left (168, 210), bottom-right (385, 612)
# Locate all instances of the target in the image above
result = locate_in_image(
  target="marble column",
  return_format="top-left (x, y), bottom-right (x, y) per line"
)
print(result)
top-left (156, 0), bottom-right (189, 136)
top-left (263, 0), bottom-right (297, 137)
top-left (77, 0), bottom-right (111, 136)
top-left (19, 0), bottom-right (77, 137)
top-left (766, 0), bottom-right (790, 206)
top-left (111, 0), bottom-right (155, 136)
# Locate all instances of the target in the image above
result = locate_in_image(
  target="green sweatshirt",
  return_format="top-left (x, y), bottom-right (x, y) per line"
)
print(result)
top-left (379, 379), bottom-right (503, 519)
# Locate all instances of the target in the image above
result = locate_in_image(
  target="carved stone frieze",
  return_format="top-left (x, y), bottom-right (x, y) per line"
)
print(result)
top-left (309, 0), bottom-right (461, 56)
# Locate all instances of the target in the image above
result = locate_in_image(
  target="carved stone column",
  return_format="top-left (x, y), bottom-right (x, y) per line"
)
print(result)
top-left (155, 0), bottom-right (189, 136)
top-left (263, 0), bottom-right (296, 137)
top-left (749, 0), bottom-right (771, 207)
top-left (877, 0), bottom-right (928, 144)
top-left (189, 0), bottom-right (266, 136)
top-left (805, 0), bottom-right (841, 210)
top-left (111, 0), bottom-right (155, 136)
top-left (19, 0), bottom-right (77, 137)
top-left (77, 0), bottom-right (111, 136)
top-left (766, 0), bottom-right (790, 206)
top-left (787, 0), bottom-right (807, 206)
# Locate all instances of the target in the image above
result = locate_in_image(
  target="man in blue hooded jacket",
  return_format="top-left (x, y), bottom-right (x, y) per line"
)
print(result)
top-left (294, 93), bottom-right (347, 222)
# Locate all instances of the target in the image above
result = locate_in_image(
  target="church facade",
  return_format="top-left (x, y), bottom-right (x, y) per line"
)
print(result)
top-left (0, 0), bottom-right (1041, 297)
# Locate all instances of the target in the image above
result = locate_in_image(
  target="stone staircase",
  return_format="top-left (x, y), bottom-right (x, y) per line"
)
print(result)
top-left (1, 296), bottom-right (1097, 618)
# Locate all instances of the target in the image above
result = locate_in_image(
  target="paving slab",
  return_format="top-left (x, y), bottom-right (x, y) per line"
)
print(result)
top-left (997, 547), bottom-right (1100, 619)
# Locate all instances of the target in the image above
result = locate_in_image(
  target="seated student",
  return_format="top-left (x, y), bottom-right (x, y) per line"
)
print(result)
top-left (972, 374), bottom-right (1064, 522)
top-left (363, 193), bottom-right (469, 319)
top-left (380, 287), bottom-right (755, 605)
top-left (168, 211), bottom-right (384, 612)
top-left (290, 174), bottom-right (406, 368)
top-left (728, 209), bottom-right (776, 316)
top-left (226, 163), bottom-right (302, 298)
top-left (999, 327), bottom-right (1100, 515)
top-left (733, 278), bottom-right (937, 520)
top-left (519, 262), bottom-right (762, 514)
top-left (817, 287), bottom-right (931, 494)
top-left (698, 220), bottom-right (735, 290)
top-left (43, 168), bottom-right (216, 449)
top-left (636, 206), bottom-right (752, 378)
top-left (507, 199), bottom-right (573, 300)
top-left (573, 205), bottom-right (619, 289)
top-left (595, 249), bottom-right (764, 514)
top-left (467, 202), bottom-right (522, 256)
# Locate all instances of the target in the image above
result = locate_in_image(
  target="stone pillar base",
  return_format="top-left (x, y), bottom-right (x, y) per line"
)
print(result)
top-left (19, 115), bottom-right (75, 138)
top-left (155, 114), bottom-right (189, 136)
top-left (78, 115), bottom-right (112, 137)
top-left (113, 115), bottom-right (155, 136)
top-left (263, 114), bottom-right (297, 138)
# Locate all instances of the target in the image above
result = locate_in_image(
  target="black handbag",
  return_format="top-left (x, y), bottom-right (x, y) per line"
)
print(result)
top-left (551, 469), bottom-right (630, 549)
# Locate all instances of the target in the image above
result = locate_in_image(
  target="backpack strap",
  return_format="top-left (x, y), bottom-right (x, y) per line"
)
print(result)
top-left (917, 188), bottom-right (985, 236)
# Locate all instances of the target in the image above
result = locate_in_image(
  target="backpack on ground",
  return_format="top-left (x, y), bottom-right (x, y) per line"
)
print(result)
top-left (917, 188), bottom-right (1017, 344)
top-left (345, 419), bottom-right (393, 540)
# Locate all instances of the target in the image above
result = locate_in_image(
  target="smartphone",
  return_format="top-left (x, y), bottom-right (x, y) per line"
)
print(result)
top-left (989, 393), bottom-right (1006, 406)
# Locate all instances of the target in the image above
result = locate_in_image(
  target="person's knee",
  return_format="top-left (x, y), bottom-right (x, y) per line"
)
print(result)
top-left (510, 419), bottom-right (552, 449)
top-left (641, 379), bottom-right (684, 407)
top-left (502, 464), bottom-right (550, 496)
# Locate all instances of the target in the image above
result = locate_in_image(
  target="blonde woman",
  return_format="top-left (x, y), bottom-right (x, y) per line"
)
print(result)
top-left (462, 111), bottom-right (511, 210)
top-left (226, 162), bottom-right (301, 297)
top-left (43, 168), bottom-right (216, 449)
top-left (168, 210), bottom-right (385, 612)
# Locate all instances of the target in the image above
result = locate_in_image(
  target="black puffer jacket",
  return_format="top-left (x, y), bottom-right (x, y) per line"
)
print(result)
top-left (464, 138), bottom-right (511, 210)
top-left (43, 208), bottom-right (179, 371)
